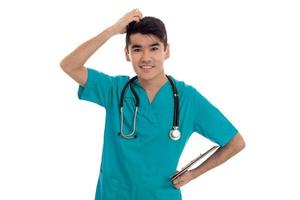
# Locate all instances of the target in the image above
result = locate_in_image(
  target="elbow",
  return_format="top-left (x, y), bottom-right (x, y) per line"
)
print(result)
top-left (240, 138), bottom-right (246, 151)
top-left (59, 58), bottom-right (83, 73)
top-left (226, 132), bottom-right (246, 153)
top-left (59, 59), bottom-right (74, 73)
top-left (236, 133), bottom-right (246, 152)
top-left (59, 59), bottom-right (68, 71)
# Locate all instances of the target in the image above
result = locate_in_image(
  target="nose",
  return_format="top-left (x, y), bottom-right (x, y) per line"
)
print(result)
top-left (141, 50), bottom-right (151, 63)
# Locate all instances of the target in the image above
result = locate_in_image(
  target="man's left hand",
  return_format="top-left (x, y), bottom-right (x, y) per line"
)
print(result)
top-left (172, 170), bottom-right (195, 189)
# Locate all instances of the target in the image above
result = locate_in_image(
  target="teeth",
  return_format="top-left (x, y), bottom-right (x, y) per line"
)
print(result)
top-left (140, 66), bottom-right (153, 69)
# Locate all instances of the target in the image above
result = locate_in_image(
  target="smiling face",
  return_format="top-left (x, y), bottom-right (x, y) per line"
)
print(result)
top-left (125, 33), bottom-right (170, 82)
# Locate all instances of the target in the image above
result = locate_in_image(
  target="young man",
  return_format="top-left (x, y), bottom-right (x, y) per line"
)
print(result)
top-left (60, 9), bottom-right (245, 200)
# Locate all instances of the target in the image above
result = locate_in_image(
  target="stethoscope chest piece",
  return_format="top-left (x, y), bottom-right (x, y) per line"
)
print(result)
top-left (169, 127), bottom-right (181, 141)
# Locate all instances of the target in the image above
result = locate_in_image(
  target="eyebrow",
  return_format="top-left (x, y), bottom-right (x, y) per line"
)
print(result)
top-left (131, 42), bottom-right (160, 49)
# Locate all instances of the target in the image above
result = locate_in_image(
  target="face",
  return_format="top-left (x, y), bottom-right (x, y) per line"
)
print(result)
top-left (125, 33), bottom-right (170, 82)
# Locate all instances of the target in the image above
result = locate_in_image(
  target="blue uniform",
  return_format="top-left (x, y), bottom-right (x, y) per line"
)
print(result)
top-left (78, 68), bottom-right (238, 200)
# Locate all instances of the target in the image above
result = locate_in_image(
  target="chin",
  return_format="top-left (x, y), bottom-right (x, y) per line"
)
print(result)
top-left (137, 74), bottom-right (152, 80)
top-left (137, 73), bottom-right (157, 81)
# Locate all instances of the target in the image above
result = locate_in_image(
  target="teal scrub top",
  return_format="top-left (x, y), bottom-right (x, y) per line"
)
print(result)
top-left (78, 68), bottom-right (238, 200)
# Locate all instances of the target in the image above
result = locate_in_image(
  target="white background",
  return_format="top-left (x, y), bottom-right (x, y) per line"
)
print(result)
top-left (1, 0), bottom-right (299, 199)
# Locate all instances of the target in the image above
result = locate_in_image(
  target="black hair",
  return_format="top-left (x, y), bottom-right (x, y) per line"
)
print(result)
top-left (125, 16), bottom-right (168, 50)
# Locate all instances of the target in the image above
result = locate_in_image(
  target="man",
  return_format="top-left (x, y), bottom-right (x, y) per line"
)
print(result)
top-left (60, 9), bottom-right (245, 200)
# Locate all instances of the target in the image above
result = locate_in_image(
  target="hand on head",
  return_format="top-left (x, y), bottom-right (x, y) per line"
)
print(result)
top-left (112, 9), bottom-right (143, 34)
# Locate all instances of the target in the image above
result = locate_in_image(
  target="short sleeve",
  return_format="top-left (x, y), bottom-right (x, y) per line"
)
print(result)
top-left (78, 68), bottom-right (113, 108)
top-left (192, 87), bottom-right (238, 147)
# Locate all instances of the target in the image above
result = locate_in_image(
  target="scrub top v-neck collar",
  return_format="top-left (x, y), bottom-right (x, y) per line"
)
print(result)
top-left (132, 78), bottom-right (170, 106)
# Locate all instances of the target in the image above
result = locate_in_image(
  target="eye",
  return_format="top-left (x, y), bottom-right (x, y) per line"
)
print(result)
top-left (132, 48), bottom-right (141, 52)
top-left (150, 47), bottom-right (159, 51)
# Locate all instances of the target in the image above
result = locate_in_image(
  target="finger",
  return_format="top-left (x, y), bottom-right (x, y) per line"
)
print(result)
top-left (137, 10), bottom-right (143, 19)
top-left (173, 171), bottom-right (190, 185)
top-left (176, 180), bottom-right (186, 188)
top-left (125, 9), bottom-right (140, 20)
top-left (172, 175), bottom-right (179, 184)
top-left (174, 172), bottom-right (186, 183)
top-left (174, 184), bottom-right (180, 189)
top-left (172, 175), bottom-right (183, 185)
top-left (134, 8), bottom-right (141, 14)
top-left (131, 8), bottom-right (139, 16)
top-left (172, 179), bottom-right (178, 185)
top-left (174, 179), bottom-right (186, 189)
top-left (132, 8), bottom-right (143, 19)
top-left (132, 16), bottom-right (141, 22)
top-left (130, 8), bottom-right (139, 14)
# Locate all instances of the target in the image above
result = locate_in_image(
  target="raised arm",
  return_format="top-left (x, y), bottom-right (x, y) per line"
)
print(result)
top-left (59, 9), bottom-right (143, 86)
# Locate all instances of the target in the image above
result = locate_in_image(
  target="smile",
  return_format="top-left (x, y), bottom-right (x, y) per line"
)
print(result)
top-left (140, 65), bottom-right (154, 69)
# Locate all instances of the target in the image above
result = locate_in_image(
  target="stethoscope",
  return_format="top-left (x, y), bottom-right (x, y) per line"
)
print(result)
top-left (118, 75), bottom-right (181, 141)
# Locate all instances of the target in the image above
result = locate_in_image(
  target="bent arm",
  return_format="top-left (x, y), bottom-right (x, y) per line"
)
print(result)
top-left (59, 27), bottom-right (117, 86)
top-left (190, 132), bottom-right (246, 179)
top-left (59, 9), bottom-right (143, 86)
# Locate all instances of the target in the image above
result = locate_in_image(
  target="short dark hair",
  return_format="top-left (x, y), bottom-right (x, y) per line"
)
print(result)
top-left (126, 16), bottom-right (168, 50)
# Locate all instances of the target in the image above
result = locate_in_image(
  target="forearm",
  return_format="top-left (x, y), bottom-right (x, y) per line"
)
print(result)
top-left (60, 26), bottom-right (117, 72)
top-left (191, 133), bottom-right (245, 179)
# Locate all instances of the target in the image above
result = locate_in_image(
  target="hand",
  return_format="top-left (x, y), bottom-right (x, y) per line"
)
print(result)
top-left (172, 170), bottom-right (195, 189)
top-left (111, 9), bottom-right (143, 34)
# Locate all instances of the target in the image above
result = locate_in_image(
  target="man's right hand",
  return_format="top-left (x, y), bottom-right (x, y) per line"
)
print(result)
top-left (111, 9), bottom-right (143, 34)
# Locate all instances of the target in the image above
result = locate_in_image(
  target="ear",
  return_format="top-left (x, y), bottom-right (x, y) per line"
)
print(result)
top-left (124, 47), bottom-right (131, 62)
top-left (164, 44), bottom-right (170, 59)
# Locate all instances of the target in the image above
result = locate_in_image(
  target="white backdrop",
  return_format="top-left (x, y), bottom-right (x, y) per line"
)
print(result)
top-left (1, 0), bottom-right (299, 199)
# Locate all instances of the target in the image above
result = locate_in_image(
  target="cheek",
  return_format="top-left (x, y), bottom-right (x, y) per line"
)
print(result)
top-left (130, 55), bottom-right (140, 64)
top-left (132, 59), bottom-right (140, 68)
top-left (155, 52), bottom-right (166, 61)
top-left (155, 56), bottom-right (165, 64)
top-left (130, 58), bottom-right (140, 70)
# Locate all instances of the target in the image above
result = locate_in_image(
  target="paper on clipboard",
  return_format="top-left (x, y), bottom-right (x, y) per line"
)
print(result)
top-left (169, 145), bottom-right (219, 182)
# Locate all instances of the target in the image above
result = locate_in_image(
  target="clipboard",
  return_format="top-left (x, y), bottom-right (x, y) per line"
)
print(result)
top-left (169, 145), bottom-right (219, 182)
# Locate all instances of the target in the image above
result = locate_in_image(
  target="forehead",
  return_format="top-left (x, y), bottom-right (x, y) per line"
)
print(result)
top-left (129, 33), bottom-right (163, 47)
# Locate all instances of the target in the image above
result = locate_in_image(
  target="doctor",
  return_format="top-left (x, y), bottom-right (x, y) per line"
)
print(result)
top-left (60, 9), bottom-right (245, 200)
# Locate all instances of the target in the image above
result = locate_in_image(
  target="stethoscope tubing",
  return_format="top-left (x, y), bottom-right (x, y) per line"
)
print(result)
top-left (119, 75), bottom-right (180, 140)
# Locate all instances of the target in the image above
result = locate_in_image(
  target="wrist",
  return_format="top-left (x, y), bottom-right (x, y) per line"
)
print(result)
top-left (190, 169), bottom-right (198, 180)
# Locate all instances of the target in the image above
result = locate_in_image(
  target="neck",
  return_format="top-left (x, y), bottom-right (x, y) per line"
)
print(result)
top-left (138, 73), bottom-right (168, 93)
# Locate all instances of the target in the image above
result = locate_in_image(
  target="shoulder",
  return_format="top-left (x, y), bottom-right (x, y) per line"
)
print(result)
top-left (171, 76), bottom-right (210, 108)
top-left (87, 67), bottom-right (130, 85)
top-left (171, 76), bottom-right (201, 98)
